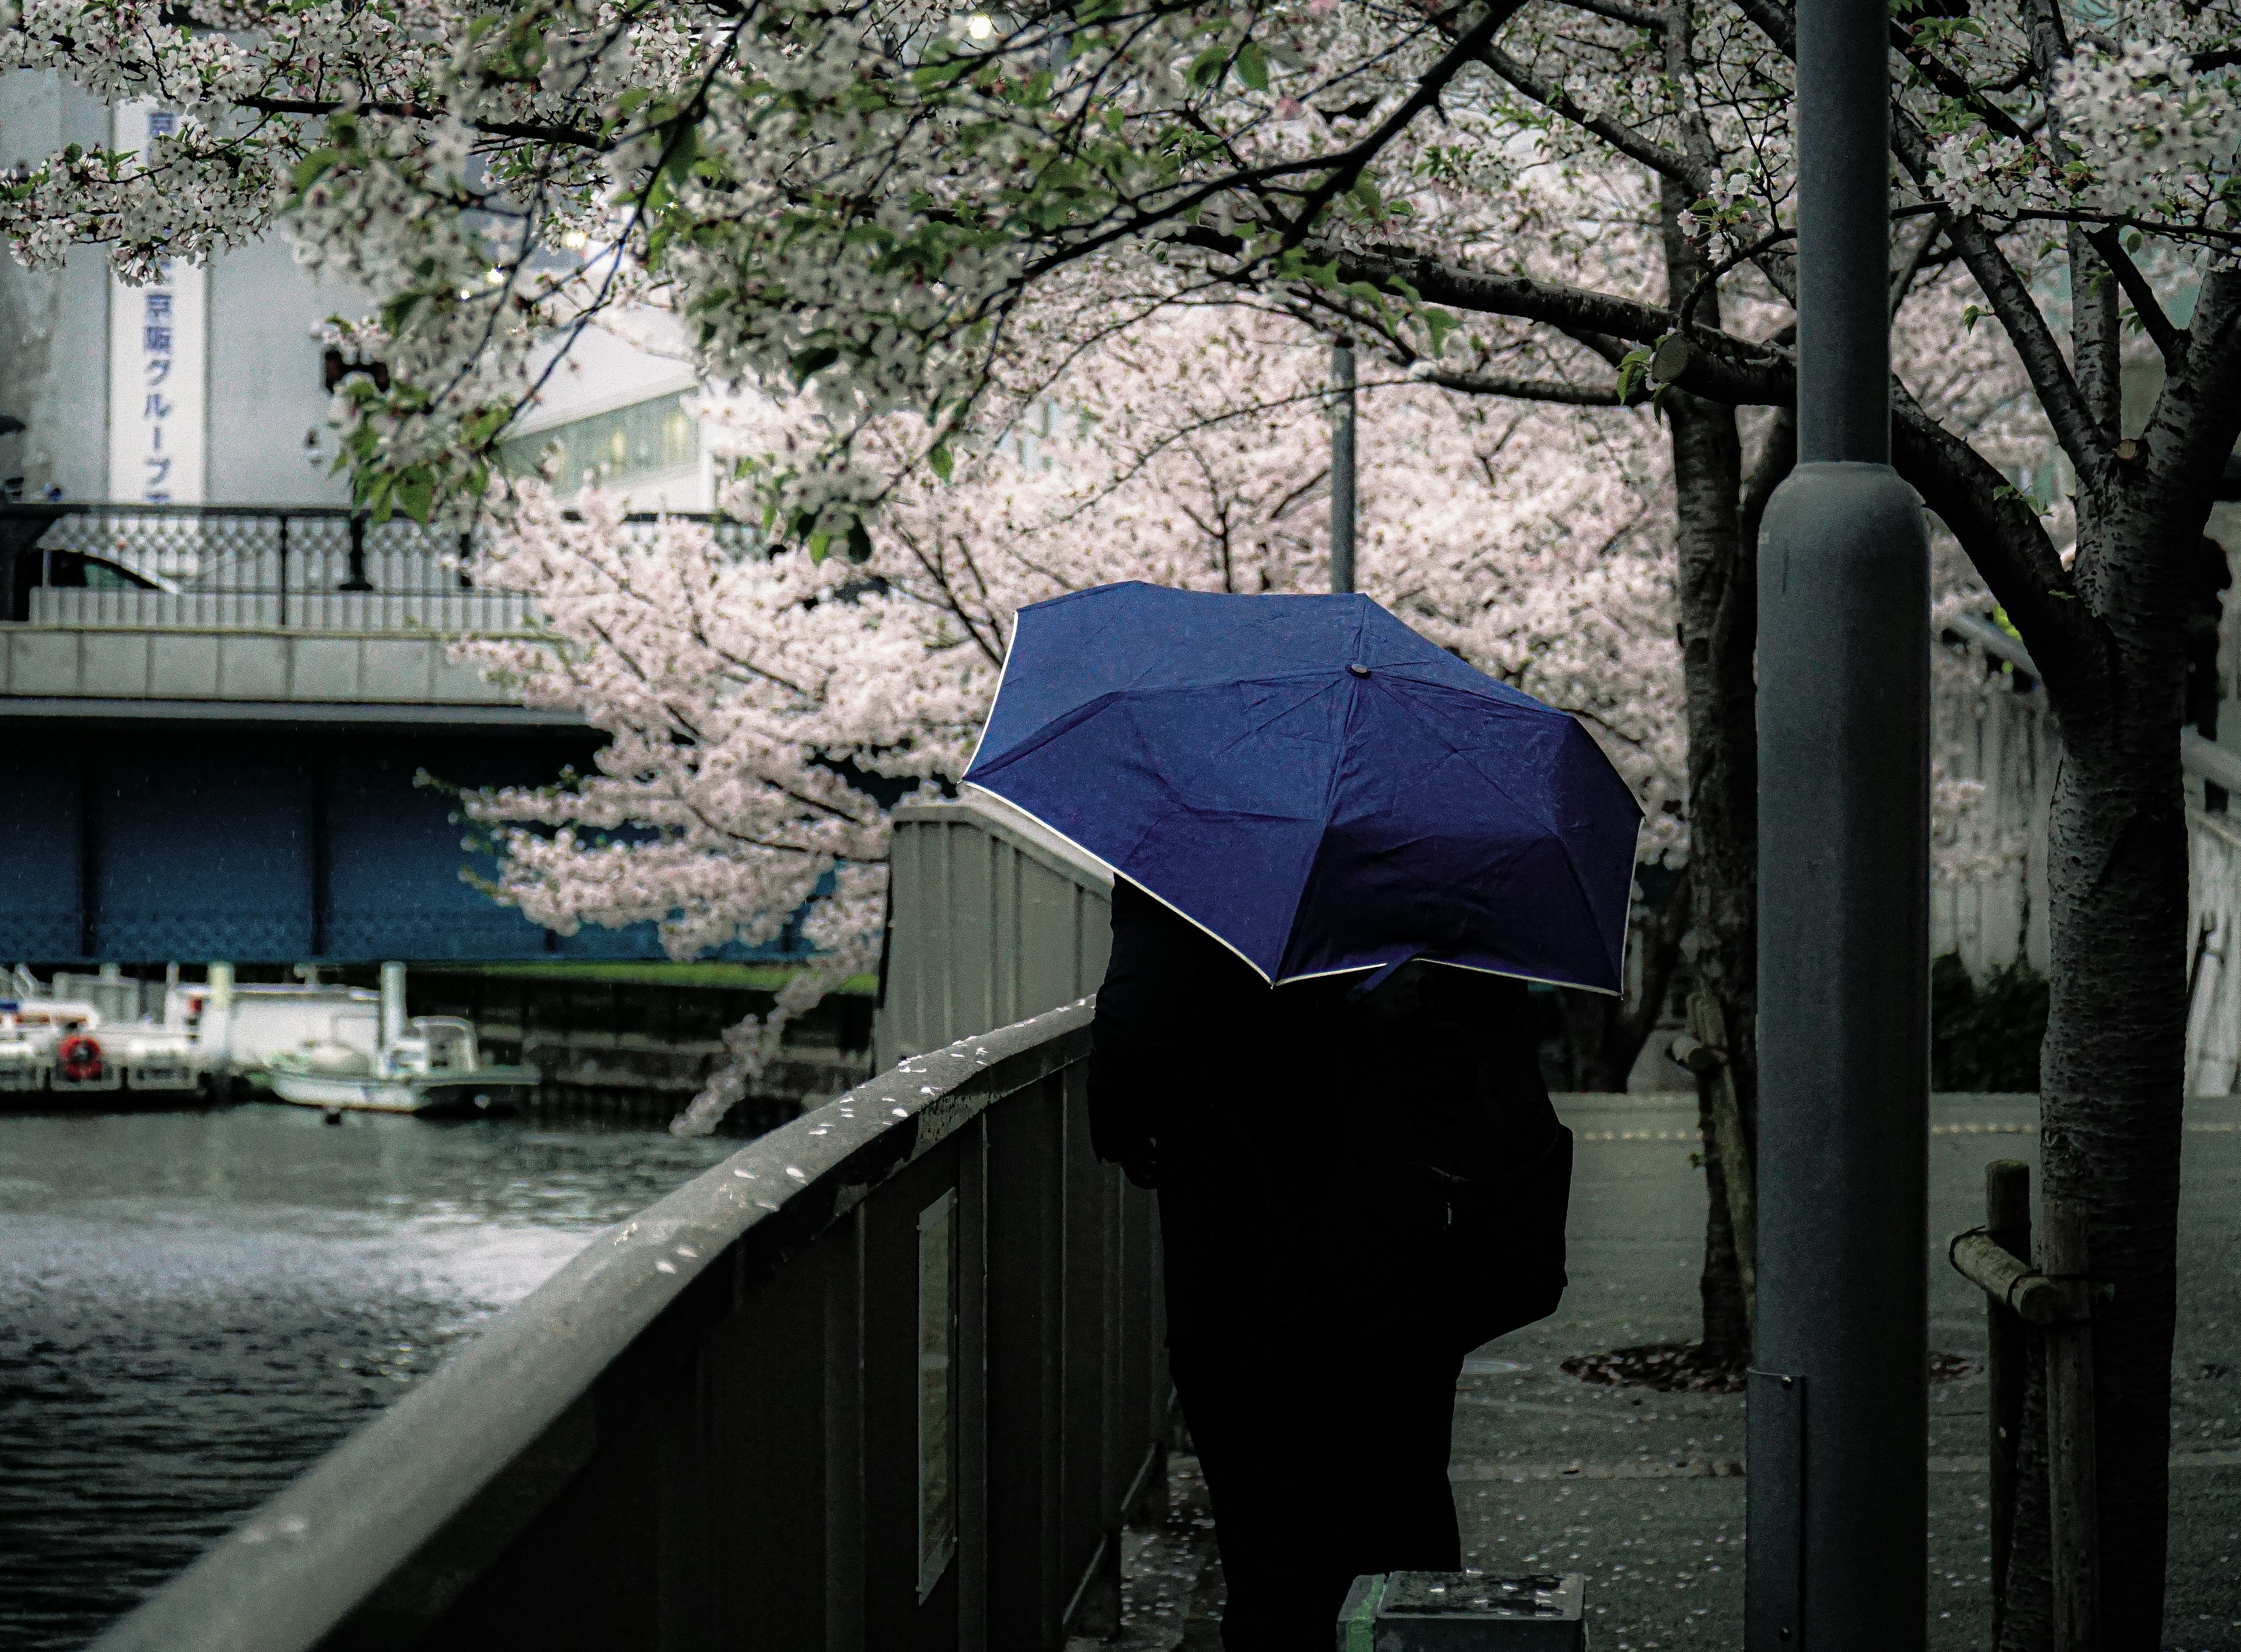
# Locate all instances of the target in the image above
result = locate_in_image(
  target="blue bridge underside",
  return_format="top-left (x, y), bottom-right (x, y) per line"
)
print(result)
top-left (0, 721), bottom-right (814, 965)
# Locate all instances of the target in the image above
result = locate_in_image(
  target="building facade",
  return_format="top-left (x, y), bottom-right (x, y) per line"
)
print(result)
top-left (0, 72), bottom-right (715, 514)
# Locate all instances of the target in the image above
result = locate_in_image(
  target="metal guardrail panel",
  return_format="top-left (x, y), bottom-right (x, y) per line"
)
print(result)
top-left (879, 794), bottom-right (1113, 1071)
top-left (90, 998), bottom-right (1166, 1652)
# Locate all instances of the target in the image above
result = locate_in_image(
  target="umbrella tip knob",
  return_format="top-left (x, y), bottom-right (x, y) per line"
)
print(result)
top-left (1346, 663), bottom-right (1370, 678)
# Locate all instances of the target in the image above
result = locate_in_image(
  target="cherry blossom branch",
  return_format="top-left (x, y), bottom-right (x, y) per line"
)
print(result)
top-left (1889, 111), bottom-right (2111, 484)
top-left (235, 97), bottom-right (609, 151)
top-left (1327, 241), bottom-right (1795, 404)
top-left (1473, 41), bottom-right (1699, 190)
top-left (1890, 382), bottom-right (2089, 687)
top-left (1544, 0), bottom-right (1666, 31)
top-left (1416, 367), bottom-right (1625, 404)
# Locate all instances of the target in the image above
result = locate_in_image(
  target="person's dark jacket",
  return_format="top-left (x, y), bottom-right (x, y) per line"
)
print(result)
top-left (1087, 877), bottom-right (1570, 1353)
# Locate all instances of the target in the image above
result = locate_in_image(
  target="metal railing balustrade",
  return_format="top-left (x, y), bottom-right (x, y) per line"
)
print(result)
top-left (92, 998), bottom-right (1170, 1652)
top-left (0, 504), bottom-right (758, 633)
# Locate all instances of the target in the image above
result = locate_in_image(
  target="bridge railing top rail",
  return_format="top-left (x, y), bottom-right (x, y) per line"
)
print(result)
top-left (92, 993), bottom-right (1163, 1652)
top-left (1943, 608), bottom-right (2241, 796)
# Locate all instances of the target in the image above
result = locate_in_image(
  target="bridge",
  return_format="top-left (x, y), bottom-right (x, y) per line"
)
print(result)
top-left (65, 613), bottom-right (2241, 1650)
top-left (0, 501), bottom-right (794, 966)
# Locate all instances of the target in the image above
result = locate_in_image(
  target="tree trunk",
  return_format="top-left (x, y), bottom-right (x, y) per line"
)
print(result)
top-left (1660, 176), bottom-right (1779, 1366)
top-left (1996, 515), bottom-right (2190, 1650)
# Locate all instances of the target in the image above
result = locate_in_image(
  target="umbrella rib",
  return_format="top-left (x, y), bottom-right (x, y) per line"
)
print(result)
top-left (1274, 659), bottom-right (1374, 980)
top-left (967, 668), bottom-right (1346, 775)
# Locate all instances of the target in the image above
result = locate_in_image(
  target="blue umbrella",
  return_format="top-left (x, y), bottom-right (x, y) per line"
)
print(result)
top-left (961, 582), bottom-right (1643, 993)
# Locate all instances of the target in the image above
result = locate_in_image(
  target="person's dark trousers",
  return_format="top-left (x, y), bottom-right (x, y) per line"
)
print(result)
top-left (1168, 1329), bottom-right (1466, 1650)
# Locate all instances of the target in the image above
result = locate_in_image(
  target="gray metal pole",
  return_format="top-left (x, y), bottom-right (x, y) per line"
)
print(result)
top-left (1746, 0), bottom-right (1931, 1641)
top-left (1331, 337), bottom-right (1356, 595)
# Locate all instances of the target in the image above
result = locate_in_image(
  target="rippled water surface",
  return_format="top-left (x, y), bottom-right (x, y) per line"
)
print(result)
top-left (0, 1103), bottom-right (741, 1650)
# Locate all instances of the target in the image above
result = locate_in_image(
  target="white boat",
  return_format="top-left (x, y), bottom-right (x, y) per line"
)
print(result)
top-left (190, 965), bottom-right (384, 1088)
top-left (263, 964), bottom-right (539, 1116)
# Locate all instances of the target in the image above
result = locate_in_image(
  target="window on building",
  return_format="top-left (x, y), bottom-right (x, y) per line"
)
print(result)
top-left (498, 392), bottom-right (700, 493)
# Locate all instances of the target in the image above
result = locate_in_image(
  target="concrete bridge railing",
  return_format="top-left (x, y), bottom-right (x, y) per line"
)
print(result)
top-left (0, 502), bottom-right (759, 720)
top-left (92, 998), bottom-right (1170, 1652)
top-left (1941, 611), bottom-right (2241, 1095)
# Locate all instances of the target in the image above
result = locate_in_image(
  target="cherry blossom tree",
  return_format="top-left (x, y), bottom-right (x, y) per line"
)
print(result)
top-left (9, 0), bottom-right (2231, 1622)
top-left (458, 297), bottom-right (1685, 1129)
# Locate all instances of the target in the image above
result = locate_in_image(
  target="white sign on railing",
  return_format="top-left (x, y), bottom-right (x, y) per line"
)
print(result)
top-left (106, 103), bottom-right (207, 507)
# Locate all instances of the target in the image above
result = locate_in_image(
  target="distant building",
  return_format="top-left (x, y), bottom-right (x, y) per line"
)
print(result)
top-left (0, 73), bottom-right (716, 513)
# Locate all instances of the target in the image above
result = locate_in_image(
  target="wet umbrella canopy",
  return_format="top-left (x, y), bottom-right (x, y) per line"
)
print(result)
top-left (962, 582), bottom-right (1643, 993)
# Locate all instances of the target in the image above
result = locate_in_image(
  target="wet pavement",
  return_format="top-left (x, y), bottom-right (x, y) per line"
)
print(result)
top-left (1101, 1092), bottom-right (2241, 1652)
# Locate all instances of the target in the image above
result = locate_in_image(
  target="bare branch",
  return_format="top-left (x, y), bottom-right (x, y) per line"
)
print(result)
top-left (1275, 0), bottom-right (1534, 246)
top-left (2083, 227), bottom-right (2185, 365)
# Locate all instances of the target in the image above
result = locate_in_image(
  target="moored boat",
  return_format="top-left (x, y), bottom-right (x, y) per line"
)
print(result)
top-left (263, 964), bottom-right (538, 1116)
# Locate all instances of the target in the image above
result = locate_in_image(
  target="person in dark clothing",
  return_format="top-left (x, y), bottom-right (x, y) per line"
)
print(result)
top-left (1088, 876), bottom-right (1568, 1649)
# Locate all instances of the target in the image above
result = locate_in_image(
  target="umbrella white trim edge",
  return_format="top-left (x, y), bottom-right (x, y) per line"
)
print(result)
top-left (1279, 957), bottom-right (1623, 998)
top-left (960, 782), bottom-right (1281, 983)
top-left (959, 623), bottom-right (1022, 778)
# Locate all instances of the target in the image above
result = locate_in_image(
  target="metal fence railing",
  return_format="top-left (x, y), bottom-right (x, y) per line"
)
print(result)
top-left (89, 998), bottom-right (1171, 1652)
top-left (0, 504), bottom-right (758, 633)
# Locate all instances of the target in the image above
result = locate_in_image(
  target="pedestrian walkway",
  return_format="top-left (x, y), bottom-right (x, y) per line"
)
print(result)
top-left (1083, 1094), bottom-right (2241, 1652)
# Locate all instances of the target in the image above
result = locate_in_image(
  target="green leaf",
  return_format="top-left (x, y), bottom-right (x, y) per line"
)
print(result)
top-left (1616, 344), bottom-right (1654, 403)
top-left (928, 442), bottom-right (954, 483)
top-left (1237, 41), bottom-right (1269, 92)
top-left (790, 345), bottom-right (840, 384)
top-left (661, 121), bottom-right (700, 187)
top-left (292, 149), bottom-right (342, 190)
top-left (1188, 46), bottom-right (1230, 88)
top-left (395, 471), bottom-right (436, 524)
top-left (846, 521), bottom-right (874, 562)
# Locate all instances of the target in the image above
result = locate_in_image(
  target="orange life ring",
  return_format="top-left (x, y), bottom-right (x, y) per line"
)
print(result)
top-left (57, 1032), bottom-right (104, 1084)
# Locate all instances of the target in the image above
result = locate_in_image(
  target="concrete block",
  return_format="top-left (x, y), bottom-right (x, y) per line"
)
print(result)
top-left (79, 631), bottom-right (152, 697)
top-left (148, 631), bottom-right (222, 698)
top-left (358, 637), bottom-right (434, 701)
top-left (217, 634), bottom-right (290, 700)
top-left (289, 635), bottom-right (362, 700)
top-left (6, 629), bottom-right (82, 696)
top-left (1336, 1573), bottom-right (1584, 1651)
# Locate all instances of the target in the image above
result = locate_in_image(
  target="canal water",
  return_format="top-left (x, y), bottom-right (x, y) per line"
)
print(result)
top-left (0, 1102), bottom-right (741, 1650)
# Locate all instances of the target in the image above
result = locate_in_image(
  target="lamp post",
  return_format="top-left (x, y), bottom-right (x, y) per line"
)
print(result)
top-left (1331, 336), bottom-right (1357, 595)
top-left (1747, 0), bottom-right (1931, 1643)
